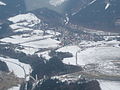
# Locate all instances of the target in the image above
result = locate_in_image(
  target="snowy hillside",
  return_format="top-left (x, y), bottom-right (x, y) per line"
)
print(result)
top-left (8, 13), bottom-right (41, 26)
top-left (0, 13), bottom-right (61, 57)
top-left (0, 56), bottom-right (31, 78)
top-left (8, 13), bottom-right (41, 32)
top-left (0, 13), bottom-right (63, 89)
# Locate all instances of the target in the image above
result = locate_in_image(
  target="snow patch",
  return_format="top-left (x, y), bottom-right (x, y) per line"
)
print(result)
top-left (105, 3), bottom-right (110, 10)
top-left (37, 51), bottom-right (51, 60)
top-left (57, 45), bottom-right (80, 55)
top-left (8, 13), bottom-right (41, 24)
top-left (8, 85), bottom-right (20, 90)
top-left (64, 16), bottom-right (69, 25)
top-left (89, 0), bottom-right (96, 5)
top-left (0, 1), bottom-right (6, 6)
top-left (20, 38), bottom-right (60, 49)
top-left (49, 0), bottom-right (67, 6)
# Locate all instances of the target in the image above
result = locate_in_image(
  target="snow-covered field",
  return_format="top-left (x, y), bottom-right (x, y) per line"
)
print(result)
top-left (0, 56), bottom-right (31, 78)
top-left (77, 47), bottom-right (120, 65)
top-left (0, 32), bottom-right (60, 55)
top-left (57, 41), bottom-right (120, 65)
top-left (99, 80), bottom-right (120, 90)
top-left (57, 40), bottom-right (120, 75)
top-left (8, 85), bottom-right (20, 90)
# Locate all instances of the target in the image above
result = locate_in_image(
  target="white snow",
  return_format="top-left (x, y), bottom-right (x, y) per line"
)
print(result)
top-left (64, 16), bottom-right (69, 25)
top-left (52, 74), bottom-right (80, 83)
top-left (89, 0), bottom-right (96, 5)
top-left (1, 34), bottom-right (60, 55)
top-left (8, 13), bottom-right (41, 33)
top-left (16, 47), bottom-right (38, 55)
top-left (0, 1), bottom-right (6, 6)
top-left (1, 13), bottom-right (61, 56)
top-left (0, 27), bottom-right (61, 56)
top-left (57, 45), bottom-right (81, 65)
top-left (57, 45), bottom-right (80, 55)
top-left (8, 13), bottom-right (41, 24)
top-left (0, 56), bottom-right (31, 78)
top-left (99, 80), bottom-right (120, 90)
top-left (57, 42), bottom-right (120, 66)
top-left (63, 46), bottom-right (120, 66)
top-left (57, 40), bottom-right (120, 74)
top-left (105, 3), bottom-right (110, 10)
top-left (0, 29), bottom-right (61, 56)
top-left (56, 40), bottom-right (120, 90)
top-left (9, 24), bottom-right (33, 32)
top-left (8, 13), bottom-right (41, 31)
top-left (8, 85), bottom-right (20, 90)
top-left (49, 0), bottom-right (67, 6)
top-left (37, 51), bottom-right (51, 60)
top-left (1, 32), bottom-right (50, 44)
top-left (21, 38), bottom-right (60, 49)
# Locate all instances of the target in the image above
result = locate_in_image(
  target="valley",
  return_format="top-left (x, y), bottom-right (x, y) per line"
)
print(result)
top-left (0, 0), bottom-right (120, 90)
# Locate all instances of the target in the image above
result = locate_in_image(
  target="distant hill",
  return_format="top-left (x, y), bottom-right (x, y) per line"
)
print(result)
top-left (70, 0), bottom-right (120, 33)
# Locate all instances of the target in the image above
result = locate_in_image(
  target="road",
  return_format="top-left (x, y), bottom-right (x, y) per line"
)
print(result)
top-left (54, 69), bottom-right (120, 82)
